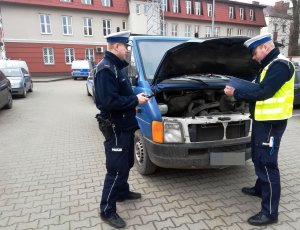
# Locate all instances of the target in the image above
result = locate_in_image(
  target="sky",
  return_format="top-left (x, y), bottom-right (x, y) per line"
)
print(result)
top-left (235, 0), bottom-right (290, 6)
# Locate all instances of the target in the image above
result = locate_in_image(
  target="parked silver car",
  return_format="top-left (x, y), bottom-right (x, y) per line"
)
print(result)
top-left (0, 67), bottom-right (33, 98)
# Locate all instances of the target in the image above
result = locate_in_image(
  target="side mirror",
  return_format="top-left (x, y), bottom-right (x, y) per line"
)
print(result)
top-left (24, 73), bottom-right (30, 77)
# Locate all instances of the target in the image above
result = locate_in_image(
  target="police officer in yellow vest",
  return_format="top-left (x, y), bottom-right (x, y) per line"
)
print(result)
top-left (224, 33), bottom-right (295, 226)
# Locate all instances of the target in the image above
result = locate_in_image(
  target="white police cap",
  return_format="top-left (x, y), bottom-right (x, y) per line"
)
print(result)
top-left (244, 33), bottom-right (272, 50)
top-left (104, 31), bottom-right (131, 43)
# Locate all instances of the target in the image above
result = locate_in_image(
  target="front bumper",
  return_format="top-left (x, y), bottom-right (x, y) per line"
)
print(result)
top-left (11, 87), bottom-right (24, 95)
top-left (144, 137), bottom-right (251, 169)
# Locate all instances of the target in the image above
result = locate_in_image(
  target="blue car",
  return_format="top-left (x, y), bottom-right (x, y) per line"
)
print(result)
top-left (86, 67), bottom-right (95, 102)
top-left (0, 67), bottom-right (33, 98)
top-left (127, 36), bottom-right (261, 175)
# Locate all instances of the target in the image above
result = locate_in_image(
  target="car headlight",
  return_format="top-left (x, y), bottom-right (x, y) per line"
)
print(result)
top-left (164, 122), bottom-right (184, 143)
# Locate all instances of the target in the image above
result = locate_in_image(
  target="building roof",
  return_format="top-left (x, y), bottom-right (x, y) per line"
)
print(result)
top-left (263, 5), bottom-right (293, 20)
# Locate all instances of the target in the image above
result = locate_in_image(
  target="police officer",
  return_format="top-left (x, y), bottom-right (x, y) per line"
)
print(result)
top-left (224, 33), bottom-right (295, 226)
top-left (94, 31), bottom-right (149, 228)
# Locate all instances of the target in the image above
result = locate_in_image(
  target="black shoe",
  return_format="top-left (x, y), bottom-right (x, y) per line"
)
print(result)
top-left (242, 187), bottom-right (261, 198)
top-left (100, 213), bottom-right (126, 228)
top-left (117, 191), bottom-right (142, 202)
top-left (248, 212), bottom-right (278, 226)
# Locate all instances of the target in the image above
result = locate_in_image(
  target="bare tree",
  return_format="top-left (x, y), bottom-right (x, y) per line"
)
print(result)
top-left (289, 0), bottom-right (300, 56)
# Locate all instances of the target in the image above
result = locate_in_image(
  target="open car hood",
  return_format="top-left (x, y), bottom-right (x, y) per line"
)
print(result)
top-left (152, 37), bottom-right (261, 85)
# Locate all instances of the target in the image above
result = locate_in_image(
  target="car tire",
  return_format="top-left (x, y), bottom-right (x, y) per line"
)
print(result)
top-left (134, 130), bottom-right (157, 175)
top-left (28, 82), bottom-right (33, 92)
top-left (74, 77), bottom-right (77, 80)
top-left (21, 86), bottom-right (27, 98)
top-left (87, 86), bottom-right (91, 96)
top-left (4, 92), bottom-right (13, 109)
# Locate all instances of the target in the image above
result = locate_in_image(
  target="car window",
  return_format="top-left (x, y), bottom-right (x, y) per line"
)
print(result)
top-left (1, 68), bottom-right (22, 78)
top-left (21, 68), bottom-right (28, 75)
top-left (295, 70), bottom-right (300, 84)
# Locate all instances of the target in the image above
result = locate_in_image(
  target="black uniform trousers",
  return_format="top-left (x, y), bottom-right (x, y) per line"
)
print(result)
top-left (251, 120), bottom-right (287, 219)
top-left (100, 125), bottom-right (135, 217)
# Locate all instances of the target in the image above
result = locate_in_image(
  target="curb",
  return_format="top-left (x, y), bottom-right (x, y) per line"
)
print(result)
top-left (33, 77), bottom-right (73, 83)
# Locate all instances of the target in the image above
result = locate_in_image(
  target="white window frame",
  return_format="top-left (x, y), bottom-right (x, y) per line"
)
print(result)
top-left (227, 28), bottom-right (233, 36)
top-left (249, 9), bottom-right (254, 21)
top-left (185, 24), bottom-right (191, 37)
top-left (207, 3), bottom-right (212, 17)
top-left (237, 28), bottom-right (243, 35)
top-left (247, 29), bottom-right (253, 37)
top-left (103, 19), bottom-right (111, 36)
top-left (172, 0), bottom-right (179, 13)
top-left (205, 26), bottom-right (212, 37)
top-left (39, 14), bottom-right (52, 34)
top-left (136, 4), bottom-right (141, 14)
top-left (240, 8), bottom-right (245, 20)
top-left (194, 25), bottom-right (200, 37)
top-left (60, 0), bottom-right (72, 2)
top-left (186, 1), bottom-right (192, 15)
top-left (43, 47), bottom-right (54, 65)
top-left (171, 23), bottom-right (178, 36)
top-left (161, 0), bottom-right (168, 12)
top-left (62, 15), bottom-right (73, 35)
top-left (229, 6), bottom-right (234, 19)
top-left (81, 0), bottom-right (92, 4)
top-left (215, 27), bottom-right (220, 37)
top-left (101, 0), bottom-right (111, 7)
top-left (64, 48), bottom-right (75, 64)
top-left (161, 23), bottom-right (167, 36)
top-left (84, 17), bottom-right (93, 36)
top-left (195, 1), bottom-right (201, 15)
top-left (85, 48), bottom-right (94, 62)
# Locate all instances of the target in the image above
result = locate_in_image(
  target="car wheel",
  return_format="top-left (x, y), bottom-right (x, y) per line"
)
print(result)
top-left (87, 86), bottom-right (91, 96)
top-left (21, 86), bottom-right (27, 98)
top-left (134, 130), bottom-right (157, 175)
top-left (74, 77), bottom-right (77, 80)
top-left (4, 92), bottom-right (13, 109)
top-left (28, 82), bottom-right (33, 92)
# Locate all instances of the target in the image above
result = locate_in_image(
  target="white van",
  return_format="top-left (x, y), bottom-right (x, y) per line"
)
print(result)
top-left (0, 59), bottom-right (29, 73)
top-left (71, 60), bottom-right (93, 80)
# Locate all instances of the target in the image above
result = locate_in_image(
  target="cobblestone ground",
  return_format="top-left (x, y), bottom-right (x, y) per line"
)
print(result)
top-left (0, 80), bottom-right (300, 230)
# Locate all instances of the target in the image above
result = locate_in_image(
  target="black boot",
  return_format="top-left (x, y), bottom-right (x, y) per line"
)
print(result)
top-left (117, 191), bottom-right (142, 202)
top-left (241, 187), bottom-right (261, 198)
top-left (100, 213), bottom-right (126, 228)
top-left (248, 212), bottom-right (278, 226)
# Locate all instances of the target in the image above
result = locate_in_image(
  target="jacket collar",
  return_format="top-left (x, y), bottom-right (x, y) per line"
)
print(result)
top-left (104, 51), bottom-right (128, 69)
top-left (261, 47), bottom-right (280, 68)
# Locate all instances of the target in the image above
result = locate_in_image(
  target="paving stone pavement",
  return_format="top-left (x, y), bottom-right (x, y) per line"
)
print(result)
top-left (0, 80), bottom-right (300, 230)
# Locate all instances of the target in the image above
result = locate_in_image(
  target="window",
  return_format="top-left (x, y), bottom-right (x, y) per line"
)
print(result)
top-left (214, 27), bottom-right (220, 37)
top-left (229, 6), bottom-right (235, 19)
top-left (39, 14), bottom-right (51, 34)
top-left (136, 4), bottom-right (141, 14)
top-left (237, 28), bottom-right (243, 35)
top-left (205, 26), bottom-right (211, 37)
top-left (195, 1), bottom-right (202, 15)
top-left (81, 0), bottom-right (92, 4)
top-left (194, 25), bottom-right (200, 37)
top-left (85, 48), bottom-right (94, 62)
top-left (227, 28), bottom-right (233, 36)
top-left (101, 0), bottom-right (111, 7)
top-left (122, 21), bottom-right (127, 30)
top-left (103, 19), bottom-right (111, 36)
top-left (62, 16), bottom-right (72, 35)
top-left (207, 3), bottom-right (212, 17)
top-left (171, 24), bottom-right (178, 36)
top-left (161, 0), bottom-right (168, 12)
top-left (43, 48), bottom-right (54, 64)
top-left (247, 29), bottom-right (253, 37)
top-left (172, 0), bottom-right (179, 13)
top-left (186, 1), bottom-right (192, 14)
top-left (161, 23), bottom-right (167, 36)
top-left (185, 24), bottom-right (191, 37)
top-left (144, 4), bottom-right (149, 15)
top-left (84, 18), bottom-right (93, 36)
top-left (282, 24), bottom-right (286, 33)
top-left (64, 48), bottom-right (75, 64)
top-left (274, 23), bottom-right (278, 32)
top-left (249, 9), bottom-right (254, 21)
top-left (60, 0), bottom-right (72, 2)
top-left (240, 8), bottom-right (245, 20)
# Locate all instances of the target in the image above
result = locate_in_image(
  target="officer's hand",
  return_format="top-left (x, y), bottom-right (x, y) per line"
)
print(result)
top-left (224, 85), bottom-right (235, 97)
top-left (137, 93), bottom-right (149, 104)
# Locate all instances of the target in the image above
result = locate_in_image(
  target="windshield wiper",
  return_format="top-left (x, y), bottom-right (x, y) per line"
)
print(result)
top-left (185, 76), bottom-right (208, 86)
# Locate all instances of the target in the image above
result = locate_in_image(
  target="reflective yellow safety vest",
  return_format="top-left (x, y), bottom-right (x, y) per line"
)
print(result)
top-left (255, 54), bottom-right (295, 121)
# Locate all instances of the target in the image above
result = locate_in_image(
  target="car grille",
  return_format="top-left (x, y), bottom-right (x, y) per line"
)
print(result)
top-left (188, 120), bottom-right (251, 142)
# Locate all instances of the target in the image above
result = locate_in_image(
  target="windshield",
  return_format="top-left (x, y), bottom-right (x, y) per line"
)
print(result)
top-left (137, 40), bottom-right (187, 80)
top-left (1, 68), bottom-right (22, 78)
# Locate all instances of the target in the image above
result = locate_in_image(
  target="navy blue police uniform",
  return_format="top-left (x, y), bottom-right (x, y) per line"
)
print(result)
top-left (94, 50), bottom-right (139, 218)
top-left (234, 36), bottom-right (294, 224)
